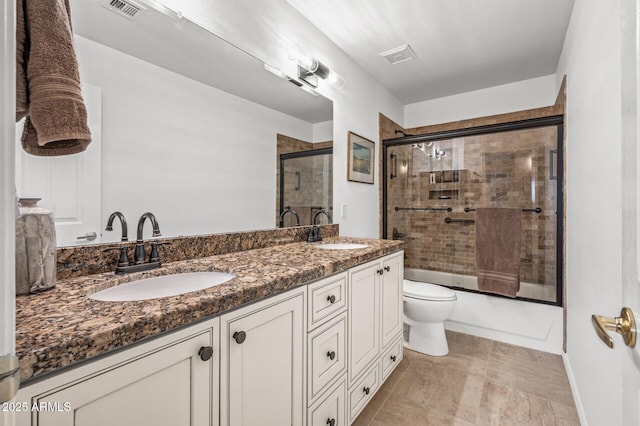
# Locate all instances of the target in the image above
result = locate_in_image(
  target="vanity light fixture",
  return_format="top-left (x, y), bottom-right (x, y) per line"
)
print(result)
top-left (262, 63), bottom-right (319, 96)
top-left (290, 46), bottom-right (345, 89)
top-left (284, 73), bottom-right (320, 96)
top-left (263, 63), bottom-right (288, 80)
top-left (299, 84), bottom-right (320, 97)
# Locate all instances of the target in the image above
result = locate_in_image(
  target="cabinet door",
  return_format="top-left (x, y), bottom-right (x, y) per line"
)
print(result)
top-left (348, 261), bottom-right (380, 384)
top-left (35, 329), bottom-right (215, 426)
top-left (380, 253), bottom-right (404, 349)
top-left (222, 293), bottom-right (304, 426)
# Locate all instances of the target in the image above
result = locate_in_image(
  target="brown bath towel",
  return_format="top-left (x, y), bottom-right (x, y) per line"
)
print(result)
top-left (16, 0), bottom-right (91, 156)
top-left (475, 208), bottom-right (522, 298)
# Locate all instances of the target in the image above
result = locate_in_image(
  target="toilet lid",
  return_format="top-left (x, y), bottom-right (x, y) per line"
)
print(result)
top-left (403, 280), bottom-right (457, 301)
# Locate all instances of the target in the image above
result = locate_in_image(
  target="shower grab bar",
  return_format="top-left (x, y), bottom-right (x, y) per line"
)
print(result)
top-left (395, 206), bottom-right (452, 212)
top-left (444, 217), bottom-right (475, 224)
top-left (463, 207), bottom-right (542, 213)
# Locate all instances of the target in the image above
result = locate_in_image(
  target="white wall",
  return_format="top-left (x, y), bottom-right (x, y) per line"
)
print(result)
top-left (0, 0), bottom-right (16, 360)
top-left (312, 120), bottom-right (333, 142)
top-left (404, 75), bottom-right (558, 128)
top-left (75, 36), bottom-right (315, 240)
top-left (163, 0), bottom-right (404, 238)
top-left (555, 1), bottom-right (623, 425)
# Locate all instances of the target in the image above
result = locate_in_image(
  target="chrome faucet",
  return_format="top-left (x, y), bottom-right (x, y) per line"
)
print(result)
top-left (105, 211), bottom-right (128, 241)
top-left (279, 206), bottom-right (300, 228)
top-left (135, 212), bottom-right (162, 264)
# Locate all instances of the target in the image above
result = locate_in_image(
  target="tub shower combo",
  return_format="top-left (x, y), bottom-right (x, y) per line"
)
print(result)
top-left (383, 116), bottom-right (563, 355)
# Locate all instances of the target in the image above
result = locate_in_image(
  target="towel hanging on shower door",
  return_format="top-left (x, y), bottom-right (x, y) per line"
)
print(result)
top-left (474, 207), bottom-right (522, 298)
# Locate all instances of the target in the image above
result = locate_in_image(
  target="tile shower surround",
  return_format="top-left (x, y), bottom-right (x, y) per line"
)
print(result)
top-left (385, 126), bottom-right (558, 287)
top-left (57, 224), bottom-right (339, 279)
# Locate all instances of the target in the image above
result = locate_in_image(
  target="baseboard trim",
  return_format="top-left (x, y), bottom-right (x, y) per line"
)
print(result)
top-left (562, 352), bottom-right (588, 425)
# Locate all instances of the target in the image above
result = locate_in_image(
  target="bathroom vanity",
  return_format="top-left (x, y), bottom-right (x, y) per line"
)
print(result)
top-left (12, 238), bottom-right (403, 426)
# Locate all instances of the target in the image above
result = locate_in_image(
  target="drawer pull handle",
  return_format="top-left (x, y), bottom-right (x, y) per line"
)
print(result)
top-left (327, 294), bottom-right (336, 304)
top-left (363, 386), bottom-right (370, 395)
top-left (233, 331), bottom-right (246, 344)
top-left (384, 266), bottom-right (391, 272)
top-left (327, 350), bottom-right (336, 360)
top-left (198, 346), bottom-right (214, 361)
top-left (390, 355), bottom-right (397, 362)
top-left (377, 269), bottom-right (384, 275)
top-left (326, 419), bottom-right (335, 426)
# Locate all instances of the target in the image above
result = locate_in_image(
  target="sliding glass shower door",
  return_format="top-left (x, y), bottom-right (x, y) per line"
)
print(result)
top-left (383, 117), bottom-right (563, 305)
top-left (279, 148), bottom-right (333, 227)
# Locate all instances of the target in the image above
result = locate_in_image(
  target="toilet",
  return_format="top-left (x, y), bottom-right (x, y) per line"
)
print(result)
top-left (403, 279), bottom-right (457, 356)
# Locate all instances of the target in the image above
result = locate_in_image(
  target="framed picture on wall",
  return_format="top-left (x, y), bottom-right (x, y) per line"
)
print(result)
top-left (347, 132), bottom-right (375, 184)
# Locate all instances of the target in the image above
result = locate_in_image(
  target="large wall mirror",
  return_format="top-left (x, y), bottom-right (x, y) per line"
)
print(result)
top-left (15, 0), bottom-right (333, 246)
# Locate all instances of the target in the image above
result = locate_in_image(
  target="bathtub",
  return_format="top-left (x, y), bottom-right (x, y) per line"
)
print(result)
top-left (404, 268), bottom-right (557, 303)
top-left (403, 268), bottom-right (563, 354)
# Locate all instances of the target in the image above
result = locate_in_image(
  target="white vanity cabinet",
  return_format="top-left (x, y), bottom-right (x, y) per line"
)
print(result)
top-left (380, 253), bottom-right (404, 349)
top-left (347, 251), bottom-right (404, 422)
top-left (219, 288), bottom-right (305, 426)
top-left (14, 318), bottom-right (219, 426)
top-left (306, 273), bottom-right (348, 426)
top-left (14, 250), bottom-right (404, 426)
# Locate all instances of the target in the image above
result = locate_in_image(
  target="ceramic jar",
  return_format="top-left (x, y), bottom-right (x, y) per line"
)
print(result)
top-left (15, 198), bottom-right (57, 295)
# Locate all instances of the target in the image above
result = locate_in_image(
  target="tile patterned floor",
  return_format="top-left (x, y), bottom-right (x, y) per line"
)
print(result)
top-left (353, 331), bottom-right (580, 425)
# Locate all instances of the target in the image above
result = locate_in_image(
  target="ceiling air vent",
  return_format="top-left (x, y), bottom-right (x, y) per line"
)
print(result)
top-left (379, 44), bottom-right (418, 65)
top-left (101, 0), bottom-right (145, 20)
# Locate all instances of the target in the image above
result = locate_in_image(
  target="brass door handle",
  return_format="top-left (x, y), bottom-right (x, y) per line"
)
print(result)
top-left (591, 307), bottom-right (637, 349)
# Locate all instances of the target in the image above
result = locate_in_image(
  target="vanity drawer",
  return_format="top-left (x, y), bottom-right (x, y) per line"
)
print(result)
top-left (381, 335), bottom-right (403, 381)
top-left (307, 376), bottom-right (347, 426)
top-left (308, 272), bottom-right (347, 330)
top-left (348, 362), bottom-right (379, 422)
top-left (308, 313), bottom-right (347, 403)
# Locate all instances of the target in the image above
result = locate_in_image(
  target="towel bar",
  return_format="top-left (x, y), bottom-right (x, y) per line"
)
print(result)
top-left (444, 217), bottom-right (475, 224)
top-left (463, 207), bottom-right (542, 213)
top-left (395, 206), bottom-right (452, 212)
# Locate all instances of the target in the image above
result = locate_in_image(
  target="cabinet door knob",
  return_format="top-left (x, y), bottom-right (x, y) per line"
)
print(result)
top-left (363, 386), bottom-right (370, 395)
top-left (384, 266), bottom-right (390, 272)
top-left (327, 294), bottom-right (336, 304)
top-left (390, 355), bottom-right (397, 362)
top-left (233, 331), bottom-right (246, 344)
top-left (327, 350), bottom-right (336, 360)
top-left (198, 346), bottom-right (213, 361)
top-left (377, 269), bottom-right (384, 275)
top-left (326, 418), bottom-right (335, 426)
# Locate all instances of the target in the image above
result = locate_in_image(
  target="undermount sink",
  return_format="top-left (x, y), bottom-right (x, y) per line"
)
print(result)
top-left (89, 271), bottom-right (236, 302)
top-left (314, 243), bottom-right (370, 250)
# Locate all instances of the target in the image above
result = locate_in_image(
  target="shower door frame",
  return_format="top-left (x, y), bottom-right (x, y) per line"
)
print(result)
top-left (279, 147), bottom-right (333, 227)
top-left (382, 115), bottom-right (564, 307)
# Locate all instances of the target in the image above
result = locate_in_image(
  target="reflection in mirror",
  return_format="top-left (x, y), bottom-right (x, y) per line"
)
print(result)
top-left (279, 148), bottom-right (333, 228)
top-left (14, 0), bottom-right (333, 247)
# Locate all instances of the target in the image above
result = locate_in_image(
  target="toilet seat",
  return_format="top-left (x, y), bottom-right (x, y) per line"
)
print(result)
top-left (403, 280), bottom-right (457, 301)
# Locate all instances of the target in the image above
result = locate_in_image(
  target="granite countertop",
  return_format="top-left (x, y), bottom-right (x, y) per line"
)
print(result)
top-left (16, 236), bottom-right (403, 382)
